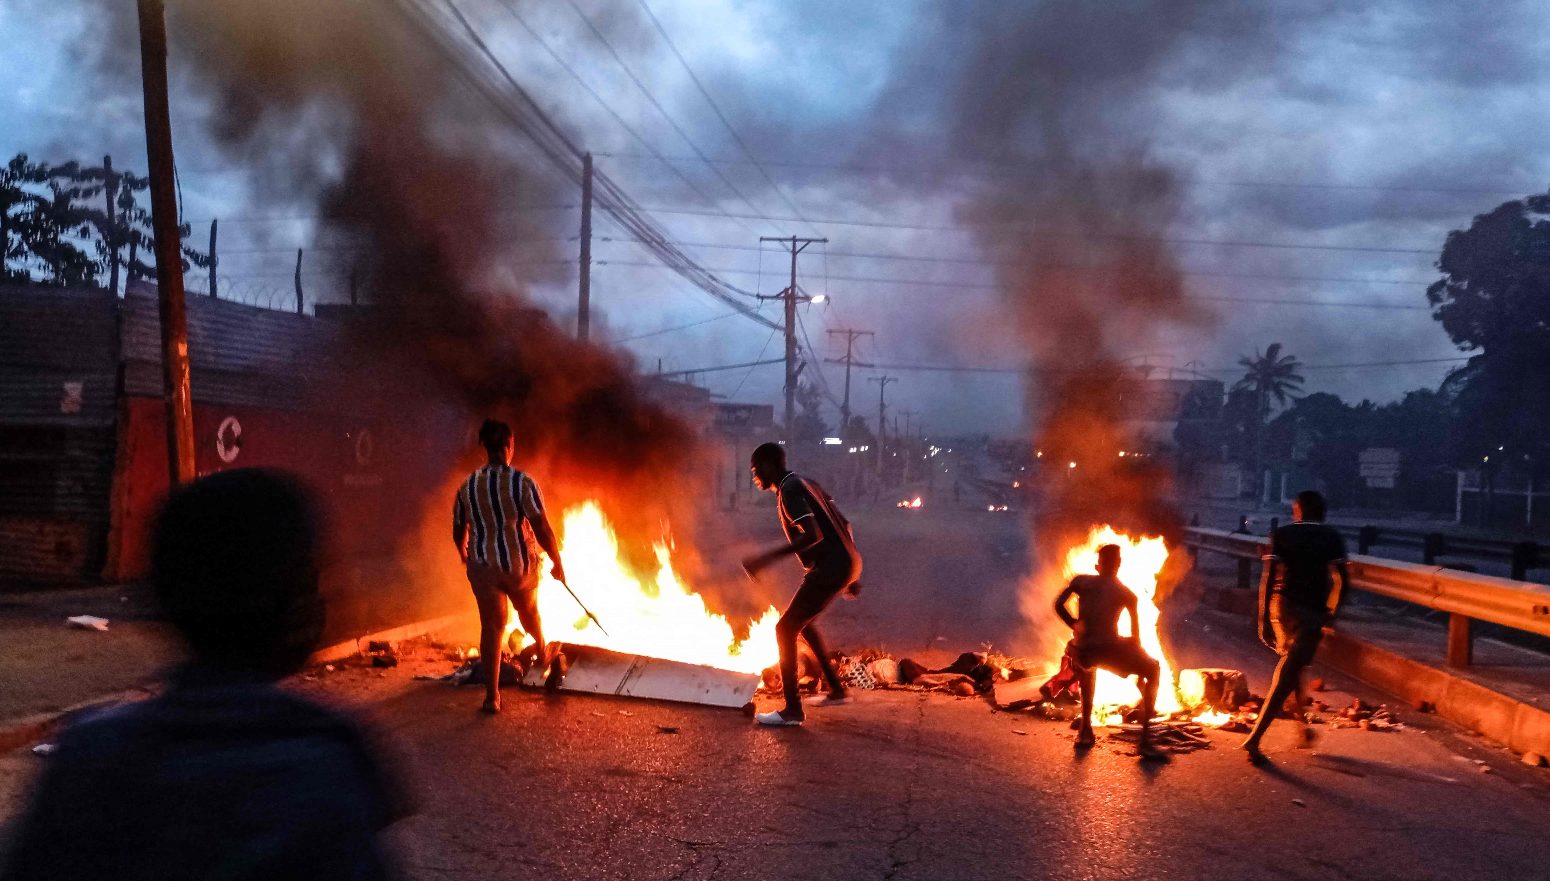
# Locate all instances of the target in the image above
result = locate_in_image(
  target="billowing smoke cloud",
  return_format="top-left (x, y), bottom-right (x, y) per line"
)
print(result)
top-left (869, 1), bottom-right (1283, 653)
top-left (97, 1), bottom-right (710, 593)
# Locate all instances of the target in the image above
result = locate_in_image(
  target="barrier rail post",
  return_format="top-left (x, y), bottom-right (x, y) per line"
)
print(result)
top-left (1424, 533), bottom-right (1445, 565)
top-left (1447, 614), bottom-right (1474, 667)
top-left (1358, 525), bottom-right (1378, 554)
top-left (1512, 541), bottom-right (1539, 581)
top-left (1237, 557), bottom-right (1252, 591)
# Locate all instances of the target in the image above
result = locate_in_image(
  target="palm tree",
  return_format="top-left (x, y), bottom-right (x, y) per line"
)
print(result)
top-left (1234, 343), bottom-right (1305, 498)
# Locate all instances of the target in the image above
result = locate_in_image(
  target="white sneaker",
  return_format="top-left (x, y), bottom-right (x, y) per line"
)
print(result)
top-left (805, 693), bottom-right (852, 706)
top-left (754, 709), bottom-right (804, 726)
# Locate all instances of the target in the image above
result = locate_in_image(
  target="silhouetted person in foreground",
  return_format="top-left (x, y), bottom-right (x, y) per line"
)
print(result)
top-left (1054, 543), bottom-right (1164, 760)
top-left (1, 469), bottom-right (408, 881)
top-left (453, 419), bottom-right (566, 714)
top-left (1242, 489), bottom-right (1349, 765)
top-left (742, 442), bottom-right (863, 727)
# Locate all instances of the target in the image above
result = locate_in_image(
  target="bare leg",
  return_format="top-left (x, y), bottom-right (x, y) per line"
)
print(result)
top-left (1137, 662), bottom-right (1164, 760)
top-left (474, 588), bottom-right (509, 713)
top-left (511, 588), bottom-right (547, 670)
top-left (1076, 666), bottom-right (1097, 748)
top-left (1244, 649), bottom-right (1302, 758)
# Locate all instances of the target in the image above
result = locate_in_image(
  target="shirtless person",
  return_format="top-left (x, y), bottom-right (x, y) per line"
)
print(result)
top-left (1054, 543), bottom-right (1164, 759)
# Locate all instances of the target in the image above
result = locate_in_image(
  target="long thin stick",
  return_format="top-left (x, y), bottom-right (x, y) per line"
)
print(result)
top-left (558, 578), bottom-right (608, 636)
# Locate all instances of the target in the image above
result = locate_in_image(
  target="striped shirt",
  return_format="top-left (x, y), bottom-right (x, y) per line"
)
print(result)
top-left (776, 472), bottom-right (860, 572)
top-left (453, 465), bottom-right (546, 577)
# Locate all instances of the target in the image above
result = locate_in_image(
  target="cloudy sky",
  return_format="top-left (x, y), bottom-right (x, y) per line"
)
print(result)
top-left (4, 0), bottom-right (1549, 435)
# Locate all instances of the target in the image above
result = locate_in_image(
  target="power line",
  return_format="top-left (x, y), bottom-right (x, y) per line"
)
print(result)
top-left (839, 356), bottom-right (1470, 376)
top-left (628, 205), bottom-right (1438, 254)
top-left (631, 0), bottom-right (821, 237)
top-left (592, 150), bottom-right (1542, 199)
top-left (597, 235), bottom-right (1435, 287)
top-left (484, 0), bottom-right (753, 233)
top-left (656, 355), bottom-right (784, 379)
top-left (411, 0), bottom-right (780, 330)
top-left (596, 259), bottom-right (1432, 310)
top-left (561, 0), bottom-right (770, 231)
top-left (611, 310), bottom-right (744, 342)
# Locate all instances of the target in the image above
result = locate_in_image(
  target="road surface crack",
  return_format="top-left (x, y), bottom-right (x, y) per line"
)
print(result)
top-left (883, 695), bottom-right (927, 880)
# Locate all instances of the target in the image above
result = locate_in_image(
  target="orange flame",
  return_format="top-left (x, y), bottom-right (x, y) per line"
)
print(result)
top-left (896, 497), bottom-right (923, 509)
top-left (504, 502), bottom-right (780, 674)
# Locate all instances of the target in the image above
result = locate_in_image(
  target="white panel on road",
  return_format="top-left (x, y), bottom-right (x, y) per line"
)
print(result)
top-left (523, 644), bottom-right (760, 709)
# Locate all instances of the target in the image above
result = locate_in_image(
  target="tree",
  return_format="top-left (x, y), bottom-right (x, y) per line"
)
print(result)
top-left (1427, 191), bottom-right (1550, 475)
top-left (1, 153), bottom-right (209, 290)
top-left (1233, 342), bottom-right (1304, 495)
top-left (1, 154), bottom-right (47, 282)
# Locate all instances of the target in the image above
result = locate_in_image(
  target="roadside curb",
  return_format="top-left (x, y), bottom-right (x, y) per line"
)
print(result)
top-left (1, 613), bottom-right (472, 754)
top-left (310, 613), bottom-right (470, 664)
top-left (1320, 630), bottom-right (1550, 757)
top-left (0, 687), bottom-right (154, 755)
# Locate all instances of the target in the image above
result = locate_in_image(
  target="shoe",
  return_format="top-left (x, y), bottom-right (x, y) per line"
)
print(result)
top-left (1075, 728), bottom-right (1096, 750)
top-left (754, 709), bottom-right (804, 727)
top-left (805, 693), bottom-right (852, 706)
top-left (1241, 742), bottom-right (1268, 766)
top-left (1138, 740), bottom-right (1169, 762)
top-left (480, 699), bottom-right (500, 715)
top-left (1296, 725), bottom-right (1318, 749)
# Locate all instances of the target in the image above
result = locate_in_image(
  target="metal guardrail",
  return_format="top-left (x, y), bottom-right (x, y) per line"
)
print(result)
top-left (1328, 522), bottom-right (1543, 580)
top-left (1183, 526), bottom-right (1550, 665)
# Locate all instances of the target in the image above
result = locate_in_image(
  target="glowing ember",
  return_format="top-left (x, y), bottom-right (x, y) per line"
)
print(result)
top-left (1060, 525), bottom-right (1180, 718)
top-left (896, 497), bottom-right (923, 509)
top-left (503, 502), bottom-right (779, 674)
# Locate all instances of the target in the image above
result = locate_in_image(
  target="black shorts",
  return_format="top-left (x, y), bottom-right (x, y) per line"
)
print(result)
top-left (1073, 640), bottom-right (1159, 679)
top-left (1271, 599), bottom-right (1327, 666)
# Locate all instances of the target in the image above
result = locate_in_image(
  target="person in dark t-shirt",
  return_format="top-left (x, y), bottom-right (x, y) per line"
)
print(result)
top-left (1053, 544), bottom-right (1164, 759)
top-left (1242, 489), bottom-right (1350, 765)
top-left (742, 442), bottom-right (862, 727)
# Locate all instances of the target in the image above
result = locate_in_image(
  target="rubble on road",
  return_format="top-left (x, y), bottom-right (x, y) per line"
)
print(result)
top-left (65, 615), bottom-right (109, 632)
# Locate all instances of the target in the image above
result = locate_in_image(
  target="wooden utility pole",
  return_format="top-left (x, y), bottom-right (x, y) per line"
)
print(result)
top-left (103, 155), bottom-right (120, 296)
top-left (825, 328), bottom-right (873, 438)
top-left (869, 375), bottom-right (897, 485)
top-left (578, 152), bottom-right (593, 342)
top-left (758, 235), bottom-right (827, 440)
top-left (136, 0), bottom-right (195, 486)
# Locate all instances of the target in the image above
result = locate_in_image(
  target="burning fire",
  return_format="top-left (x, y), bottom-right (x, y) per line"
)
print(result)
top-left (504, 502), bottom-right (780, 674)
top-left (1060, 526), bottom-right (1181, 716)
top-left (896, 497), bottom-right (923, 509)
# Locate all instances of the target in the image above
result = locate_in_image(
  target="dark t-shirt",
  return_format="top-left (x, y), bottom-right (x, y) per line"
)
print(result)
top-left (1, 668), bottom-right (408, 881)
top-left (1269, 521), bottom-right (1348, 612)
top-left (1065, 574), bottom-right (1136, 648)
top-left (775, 472), bottom-right (860, 573)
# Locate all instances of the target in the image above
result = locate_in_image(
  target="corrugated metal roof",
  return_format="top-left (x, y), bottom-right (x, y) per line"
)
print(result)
top-left (120, 291), bottom-right (341, 410)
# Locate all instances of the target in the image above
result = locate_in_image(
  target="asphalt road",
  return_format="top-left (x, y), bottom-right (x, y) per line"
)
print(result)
top-left (4, 506), bottom-right (1549, 880)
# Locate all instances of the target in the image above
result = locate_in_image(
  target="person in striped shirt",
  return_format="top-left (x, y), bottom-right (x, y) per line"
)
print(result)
top-left (453, 419), bottom-right (566, 714)
top-left (741, 441), bottom-right (863, 727)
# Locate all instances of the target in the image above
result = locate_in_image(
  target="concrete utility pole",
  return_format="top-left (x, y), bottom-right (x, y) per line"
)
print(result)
top-left (758, 235), bottom-right (827, 440)
top-left (136, 0), bottom-right (195, 486)
top-left (825, 328), bottom-right (873, 438)
top-left (578, 152), bottom-right (593, 342)
top-left (869, 375), bottom-right (897, 485)
top-left (900, 408), bottom-right (918, 484)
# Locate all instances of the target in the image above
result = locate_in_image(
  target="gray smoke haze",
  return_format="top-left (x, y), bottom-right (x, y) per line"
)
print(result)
top-left (89, 0), bottom-right (717, 593)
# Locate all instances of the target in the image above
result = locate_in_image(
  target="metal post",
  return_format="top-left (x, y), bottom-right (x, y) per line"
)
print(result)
top-left (1447, 613), bottom-right (1473, 667)
top-left (578, 152), bottom-right (592, 342)
top-left (136, 0), bottom-right (195, 486)
top-left (293, 248), bottom-right (304, 315)
top-left (207, 218), bottom-right (218, 299)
